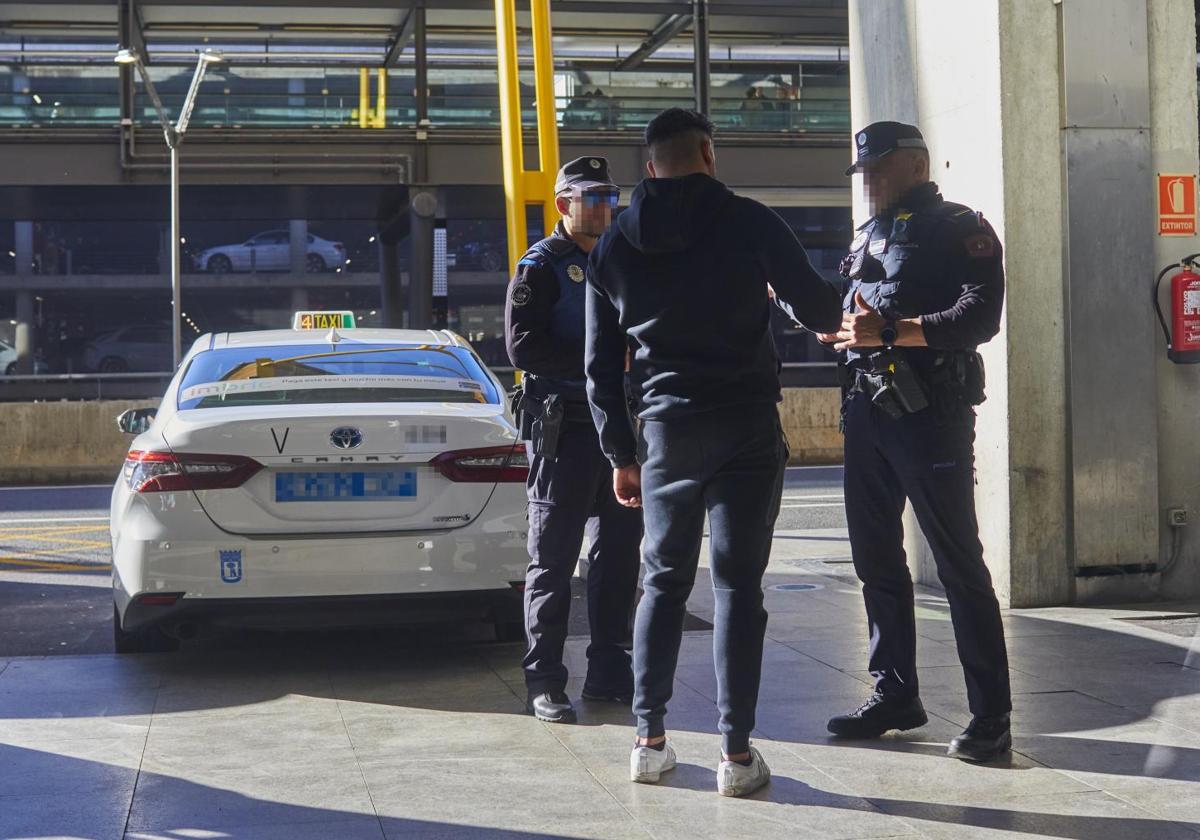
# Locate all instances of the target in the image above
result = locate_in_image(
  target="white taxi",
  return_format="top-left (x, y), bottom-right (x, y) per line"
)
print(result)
top-left (110, 311), bottom-right (529, 652)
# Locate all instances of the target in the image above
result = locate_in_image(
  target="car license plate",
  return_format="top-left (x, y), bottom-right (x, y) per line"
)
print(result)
top-left (274, 470), bottom-right (417, 502)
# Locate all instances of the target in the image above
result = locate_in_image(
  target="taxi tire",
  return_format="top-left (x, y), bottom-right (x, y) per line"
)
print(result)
top-left (113, 605), bottom-right (179, 654)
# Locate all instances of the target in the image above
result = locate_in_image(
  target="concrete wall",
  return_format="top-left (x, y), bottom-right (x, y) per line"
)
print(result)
top-left (849, 0), bottom-right (1200, 606)
top-left (1148, 1), bottom-right (1200, 599)
top-left (0, 389), bottom-right (846, 485)
top-left (0, 400), bottom-right (155, 486)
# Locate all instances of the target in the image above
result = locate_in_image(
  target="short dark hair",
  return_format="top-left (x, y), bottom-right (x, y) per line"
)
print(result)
top-left (644, 108), bottom-right (714, 150)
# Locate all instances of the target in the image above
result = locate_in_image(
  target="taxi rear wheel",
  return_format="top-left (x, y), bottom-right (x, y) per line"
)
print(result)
top-left (113, 604), bottom-right (179, 654)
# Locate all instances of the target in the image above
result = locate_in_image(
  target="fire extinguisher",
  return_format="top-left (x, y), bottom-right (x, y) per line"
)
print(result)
top-left (1154, 254), bottom-right (1200, 364)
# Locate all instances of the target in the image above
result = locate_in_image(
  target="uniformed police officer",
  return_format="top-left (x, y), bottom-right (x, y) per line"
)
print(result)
top-left (505, 156), bottom-right (643, 725)
top-left (818, 121), bottom-right (1012, 762)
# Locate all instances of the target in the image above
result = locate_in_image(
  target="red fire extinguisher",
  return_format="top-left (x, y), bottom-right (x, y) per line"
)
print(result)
top-left (1155, 255), bottom-right (1200, 364)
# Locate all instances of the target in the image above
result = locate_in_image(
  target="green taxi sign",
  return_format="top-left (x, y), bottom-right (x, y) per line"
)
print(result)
top-left (292, 311), bottom-right (356, 330)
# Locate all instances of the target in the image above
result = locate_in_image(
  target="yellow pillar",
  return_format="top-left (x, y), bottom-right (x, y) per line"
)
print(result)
top-left (358, 68), bottom-right (370, 128)
top-left (376, 68), bottom-right (387, 128)
top-left (530, 0), bottom-right (560, 235)
top-left (494, 0), bottom-right (560, 277)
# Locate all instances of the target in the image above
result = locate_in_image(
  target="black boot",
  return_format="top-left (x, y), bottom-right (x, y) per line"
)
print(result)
top-left (581, 672), bottom-right (634, 704)
top-left (948, 714), bottom-right (1012, 762)
top-left (526, 691), bottom-right (577, 724)
top-left (827, 693), bottom-right (928, 739)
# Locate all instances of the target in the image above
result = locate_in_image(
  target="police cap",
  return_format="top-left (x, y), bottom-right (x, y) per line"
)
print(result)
top-left (845, 121), bottom-right (928, 176)
top-left (554, 156), bottom-right (616, 195)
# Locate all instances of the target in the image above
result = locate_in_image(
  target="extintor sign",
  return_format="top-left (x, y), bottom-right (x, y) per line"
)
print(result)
top-left (1157, 174), bottom-right (1197, 236)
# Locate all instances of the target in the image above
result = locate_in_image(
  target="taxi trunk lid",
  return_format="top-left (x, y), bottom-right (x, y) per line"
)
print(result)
top-left (161, 403), bottom-right (522, 536)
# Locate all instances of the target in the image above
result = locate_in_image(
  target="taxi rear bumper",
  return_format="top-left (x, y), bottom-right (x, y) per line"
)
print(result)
top-left (120, 588), bottom-right (524, 636)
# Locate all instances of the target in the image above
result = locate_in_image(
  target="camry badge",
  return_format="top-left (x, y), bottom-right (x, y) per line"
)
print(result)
top-left (330, 426), bottom-right (364, 449)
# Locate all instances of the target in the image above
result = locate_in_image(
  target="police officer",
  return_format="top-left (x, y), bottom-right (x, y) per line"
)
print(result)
top-left (818, 121), bottom-right (1012, 762)
top-left (586, 109), bottom-right (842, 796)
top-left (505, 156), bottom-right (643, 724)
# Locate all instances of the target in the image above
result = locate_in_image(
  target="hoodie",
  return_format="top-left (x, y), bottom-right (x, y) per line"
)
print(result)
top-left (585, 173), bottom-right (843, 468)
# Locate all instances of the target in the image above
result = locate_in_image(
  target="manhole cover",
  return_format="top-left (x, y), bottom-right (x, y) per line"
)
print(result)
top-left (769, 583), bottom-right (823, 592)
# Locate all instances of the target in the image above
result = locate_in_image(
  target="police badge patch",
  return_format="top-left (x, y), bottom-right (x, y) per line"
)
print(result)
top-left (567, 264), bottom-right (585, 282)
top-left (511, 283), bottom-right (533, 306)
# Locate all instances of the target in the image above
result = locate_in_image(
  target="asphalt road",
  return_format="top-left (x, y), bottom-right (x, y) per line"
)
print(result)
top-left (0, 467), bottom-right (846, 657)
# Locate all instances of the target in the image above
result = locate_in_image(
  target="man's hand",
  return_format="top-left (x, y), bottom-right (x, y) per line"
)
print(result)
top-left (613, 464), bottom-right (642, 508)
top-left (834, 291), bottom-right (886, 351)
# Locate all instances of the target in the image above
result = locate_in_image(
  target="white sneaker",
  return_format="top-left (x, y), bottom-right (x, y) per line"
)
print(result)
top-left (630, 740), bottom-right (677, 784)
top-left (717, 745), bottom-right (770, 797)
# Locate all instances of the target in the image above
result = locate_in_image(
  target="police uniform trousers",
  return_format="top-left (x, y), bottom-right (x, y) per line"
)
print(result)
top-left (843, 391), bottom-right (1012, 718)
top-left (523, 417), bottom-right (642, 695)
top-left (634, 405), bottom-right (787, 756)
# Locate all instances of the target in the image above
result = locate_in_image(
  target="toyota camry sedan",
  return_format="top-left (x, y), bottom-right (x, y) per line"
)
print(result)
top-left (110, 311), bottom-right (529, 652)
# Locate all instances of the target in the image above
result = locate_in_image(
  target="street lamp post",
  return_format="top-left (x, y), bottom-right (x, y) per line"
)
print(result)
top-left (115, 47), bottom-right (224, 370)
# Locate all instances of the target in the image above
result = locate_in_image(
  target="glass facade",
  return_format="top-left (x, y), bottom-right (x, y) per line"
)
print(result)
top-left (0, 185), bottom-right (846, 376)
top-left (0, 62), bottom-right (849, 133)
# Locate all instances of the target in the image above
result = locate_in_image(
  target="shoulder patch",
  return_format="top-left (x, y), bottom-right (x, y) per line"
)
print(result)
top-left (964, 233), bottom-right (997, 259)
top-left (510, 282), bottom-right (533, 307)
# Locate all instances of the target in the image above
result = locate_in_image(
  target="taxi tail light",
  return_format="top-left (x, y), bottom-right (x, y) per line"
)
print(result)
top-left (136, 593), bottom-right (182, 606)
top-left (124, 450), bottom-right (263, 493)
top-left (432, 445), bottom-right (528, 483)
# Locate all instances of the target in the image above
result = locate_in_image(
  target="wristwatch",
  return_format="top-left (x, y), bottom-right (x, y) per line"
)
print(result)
top-left (880, 320), bottom-right (899, 348)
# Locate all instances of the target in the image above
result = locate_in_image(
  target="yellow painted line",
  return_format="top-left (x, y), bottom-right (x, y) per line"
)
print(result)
top-left (0, 523), bottom-right (108, 533)
top-left (0, 545), bottom-right (108, 559)
top-left (2, 537), bottom-right (110, 548)
top-left (0, 557), bottom-right (111, 572)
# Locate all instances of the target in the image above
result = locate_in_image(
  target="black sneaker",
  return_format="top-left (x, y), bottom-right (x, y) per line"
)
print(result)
top-left (948, 714), bottom-right (1012, 762)
top-left (827, 693), bottom-right (928, 739)
top-left (581, 683), bottom-right (634, 704)
top-left (526, 691), bottom-right (577, 724)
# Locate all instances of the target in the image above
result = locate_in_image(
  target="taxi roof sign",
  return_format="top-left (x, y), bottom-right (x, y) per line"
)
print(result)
top-left (292, 311), bottom-right (356, 330)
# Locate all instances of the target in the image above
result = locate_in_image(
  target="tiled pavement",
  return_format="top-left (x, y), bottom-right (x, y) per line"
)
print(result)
top-left (1, 527), bottom-right (1197, 839)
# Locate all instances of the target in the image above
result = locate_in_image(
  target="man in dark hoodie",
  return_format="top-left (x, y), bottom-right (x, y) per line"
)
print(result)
top-left (584, 108), bottom-right (843, 797)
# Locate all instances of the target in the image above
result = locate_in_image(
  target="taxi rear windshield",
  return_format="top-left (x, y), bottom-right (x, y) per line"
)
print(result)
top-left (177, 343), bottom-right (500, 410)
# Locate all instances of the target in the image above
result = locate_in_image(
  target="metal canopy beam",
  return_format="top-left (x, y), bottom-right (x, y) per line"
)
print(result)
top-left (614, 12), bottom-right (692, 70)
top-left (382, 8), bottom-right (417, 68)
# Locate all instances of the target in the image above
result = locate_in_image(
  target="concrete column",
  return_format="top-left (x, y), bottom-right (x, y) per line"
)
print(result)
top-left (15, 220), bottom-right (32, 275)
top-left (12, 221), bottom-right (35, 374)
top-left (1148, 1), bottom-right (1200, 598)
top-left (849, 0), bottom-right (1199, 606)
top-left (13, 291), bottom-right (34, 375)
top-left (289, 219), bottom-right (308, 275)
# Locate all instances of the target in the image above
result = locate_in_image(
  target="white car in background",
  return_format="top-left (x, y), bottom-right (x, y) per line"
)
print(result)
top-left (196, 229), bottom-right (347, 274)
top-left (110, 313), bottom-right (529, 652)
top-left (0, 338), bottom-right (48, 375)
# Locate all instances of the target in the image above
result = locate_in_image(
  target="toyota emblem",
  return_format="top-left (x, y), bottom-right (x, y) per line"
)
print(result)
top-left (330, 426), bottom-right (364, 449)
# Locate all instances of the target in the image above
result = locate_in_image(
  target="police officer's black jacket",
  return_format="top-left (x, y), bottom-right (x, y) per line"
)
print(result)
top-left (843, 181), bottom-right (1005, 373)
top-left (585, 172), bottom-right (843, 468)
top-left (504, 221), bottom-right (590, 394)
